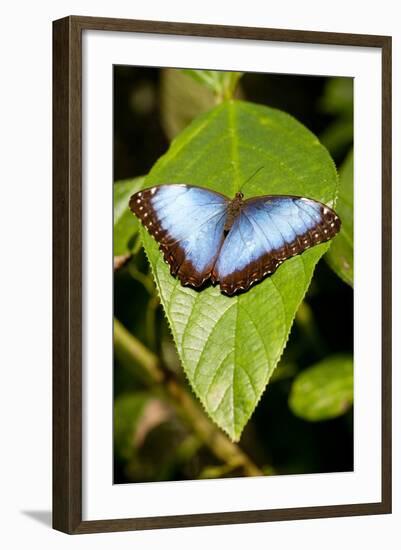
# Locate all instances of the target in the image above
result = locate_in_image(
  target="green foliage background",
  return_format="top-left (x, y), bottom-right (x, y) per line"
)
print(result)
top-left (113, 68), bottom-right (354, 483)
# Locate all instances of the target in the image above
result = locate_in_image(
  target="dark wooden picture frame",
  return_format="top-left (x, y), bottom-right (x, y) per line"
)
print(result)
top-left (53, 15), bottom-right (392, 534)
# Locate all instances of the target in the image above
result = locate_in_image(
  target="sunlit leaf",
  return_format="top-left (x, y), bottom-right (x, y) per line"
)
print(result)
top-left (160, 69), bottom-right (216, 140)
top-left (161, 69), bottom-right (244, 140)
top-left (183, 70), bottom-right (242, 101)
top-left (139, 100), bottom-right (338, 440)
top-left (289, 354), bottom-right (353, 421)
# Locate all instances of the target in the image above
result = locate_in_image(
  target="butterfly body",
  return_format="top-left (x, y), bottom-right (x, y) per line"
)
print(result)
top-left (224, 191), bottom-right (244, 232)
top-left (130, 184), bottom-right (341, 296)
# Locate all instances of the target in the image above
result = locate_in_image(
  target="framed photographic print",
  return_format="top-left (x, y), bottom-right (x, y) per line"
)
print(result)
top-left (52, 15), bottom-right (392, 534)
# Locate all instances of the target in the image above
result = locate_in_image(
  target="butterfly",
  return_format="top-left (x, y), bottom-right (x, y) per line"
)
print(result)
top-left (129, 181), bottom-right (341, 296)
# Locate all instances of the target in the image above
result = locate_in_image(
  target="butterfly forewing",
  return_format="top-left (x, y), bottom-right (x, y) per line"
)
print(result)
top-left (213, 196), bottom-right (340, 295)
top-left (130, 184), bottom-right (229, 287)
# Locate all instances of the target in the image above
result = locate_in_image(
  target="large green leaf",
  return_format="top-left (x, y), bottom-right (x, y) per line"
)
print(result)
top-left (289, 354), bottom-right (353, 421)
top-left (114, 393), bottom-right (155, 461)
top-left (140, 100), bottom-right (338, 440)
top-left (326, 151), bottom-right (353, 286)
top-left (114, 392), bottom-right (192, 482)
top-left (114, 177), bottom-right (145, 256)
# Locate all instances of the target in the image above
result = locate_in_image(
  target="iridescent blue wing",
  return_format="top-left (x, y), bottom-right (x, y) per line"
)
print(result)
top-left (212, 196), bottom-right (340, 295)
top-left (130, 184), bottom-right (229, 287)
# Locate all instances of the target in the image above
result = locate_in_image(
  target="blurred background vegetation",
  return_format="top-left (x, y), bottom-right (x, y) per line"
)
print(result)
top-left (113, 67), bottom-right (353, 483)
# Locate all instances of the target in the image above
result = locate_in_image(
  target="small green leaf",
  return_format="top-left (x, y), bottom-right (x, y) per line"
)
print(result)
top-left (114, 393), bottom-right (170, 460)
top-left (289, 354), bottom-right (353, 421)
top-left (326, 151), bottom-right (353, 286)
top-left (183, 70), bottom-right (242, 101)
top-left (114, 393), bottom-right (152, 460)
top-left (320, 77), bottom-right (353, 117)
top-left (114, 177), bottom-right (145, 256)
top-left (141, 100), bottom-right (338, 440)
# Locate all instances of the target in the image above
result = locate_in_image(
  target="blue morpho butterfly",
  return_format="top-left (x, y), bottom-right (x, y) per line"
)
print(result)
top-left (129, 168), bottom-right (341, 296)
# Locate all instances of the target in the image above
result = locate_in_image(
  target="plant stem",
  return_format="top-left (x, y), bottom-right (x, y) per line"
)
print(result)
top-left (114, 318), bottom-right (163, 385)
top-left (114, 318), bottom-right (262, 476)
top-left (165, 378), bottom-right (262, 476)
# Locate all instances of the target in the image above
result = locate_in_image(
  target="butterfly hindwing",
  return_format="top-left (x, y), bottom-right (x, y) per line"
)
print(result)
top-left (213, 196), bottom-right (340, 295)
top-left (130, 184), bottom-right (229, 287)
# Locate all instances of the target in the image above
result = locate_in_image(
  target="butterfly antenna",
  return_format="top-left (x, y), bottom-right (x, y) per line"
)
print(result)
top-left (240, 166), bottom-right (264, 193)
